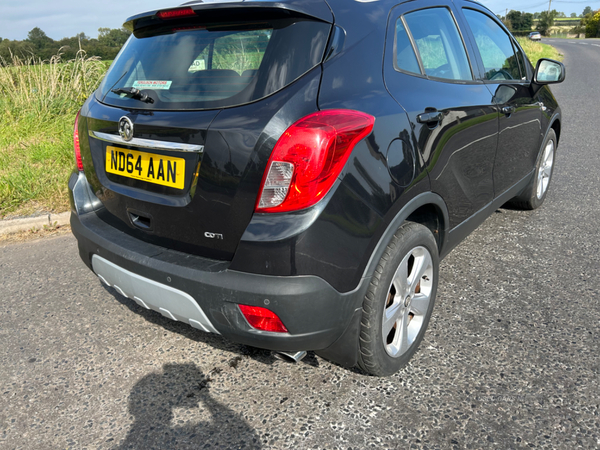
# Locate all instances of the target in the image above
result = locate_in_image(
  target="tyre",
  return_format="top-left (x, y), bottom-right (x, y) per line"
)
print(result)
top-left (509, 129), bottom-right (557, 210)
top-left (358, 222), bottom-right (439, 376)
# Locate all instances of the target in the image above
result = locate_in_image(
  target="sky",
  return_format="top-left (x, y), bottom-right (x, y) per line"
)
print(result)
top-left (1, 0), bottom-right (600, 42)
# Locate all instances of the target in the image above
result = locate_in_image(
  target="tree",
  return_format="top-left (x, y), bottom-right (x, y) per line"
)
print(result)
top-left (25, 27), bottom-right (55, 59)
top-left (522, 13), bottom-right (534, 31)
top-left (0, 26), bottom-right (131, 62)
top-left (26, 27), bottom-right (52, 49)
top-left (537, 10), bottom-right (558, 36)
top-left (584, 10), bottom-right (600, 38)
top-left (98, 27), bottom-right (131, 48)
top-left (571, 13), bottom-right (577, 18)
top-left (506, 11), bottom-right (533, 31)
top-left (556, 12), bottom-right (566, 18)
top-left (506, 10), bottom-right (522, 31)
top-left (583, 6), bottom-right (593, 17)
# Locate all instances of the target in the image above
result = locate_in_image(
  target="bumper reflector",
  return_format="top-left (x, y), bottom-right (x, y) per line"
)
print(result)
top-left (238, 305), bottom-right (288, 333)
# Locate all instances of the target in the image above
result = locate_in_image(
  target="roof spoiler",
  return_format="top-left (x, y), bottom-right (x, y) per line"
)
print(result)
top-left (124, 1), bottom-right (333, 32)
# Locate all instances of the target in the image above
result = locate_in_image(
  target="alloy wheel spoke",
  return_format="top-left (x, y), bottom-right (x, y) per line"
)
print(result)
top-left (410, 293), bottom-right (430, 316)
top-left (382, 302), bottom-right (403, 337)
top-left (392, 259), bottom-right (409, 294)
top-left (543, 164), bottom-right (552, 177)
top-left (397, 309), bottom-right (410, 355)
top-left (408, 252), bottom-right (431, 293)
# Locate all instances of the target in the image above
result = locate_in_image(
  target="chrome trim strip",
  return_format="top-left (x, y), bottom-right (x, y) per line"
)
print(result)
top-left (90, 131), bottom-right (204, 153)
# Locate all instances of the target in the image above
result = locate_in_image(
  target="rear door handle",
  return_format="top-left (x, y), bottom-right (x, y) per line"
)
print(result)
top-left (501, 106), bottom-right (516, 115)
top-left (417, 111), bottom-right (443, 124)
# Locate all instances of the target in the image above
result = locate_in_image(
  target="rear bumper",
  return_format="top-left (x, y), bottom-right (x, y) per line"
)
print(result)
top-left (70, 207), bottom-right (366, 357)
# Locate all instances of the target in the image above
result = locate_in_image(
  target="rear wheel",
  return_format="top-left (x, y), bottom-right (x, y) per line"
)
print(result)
top-left (509, 129), bottom-right (557, 210)
top-left (358, 222), bottom-right (439, 376)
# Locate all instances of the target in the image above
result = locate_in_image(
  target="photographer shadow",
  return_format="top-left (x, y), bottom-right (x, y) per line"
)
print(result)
top-left (115, 363), bottom-right (262, 450)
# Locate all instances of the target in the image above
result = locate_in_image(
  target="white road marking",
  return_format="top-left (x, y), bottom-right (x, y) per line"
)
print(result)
top-left (592, 44), bottom-right (600, 47)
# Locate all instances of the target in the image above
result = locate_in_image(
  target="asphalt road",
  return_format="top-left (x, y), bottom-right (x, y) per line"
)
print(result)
top-left (1, 41), bottom-right (600, 450)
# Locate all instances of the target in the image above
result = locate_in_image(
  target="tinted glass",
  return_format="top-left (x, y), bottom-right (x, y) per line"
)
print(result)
top-left (403, 8), bottom-right (472, 81)
top-left (394, 19), bottom-right (420, 74)
top-left (98, 19), bottom-right (329, 110)
top-left (463, 9), bottom-right (522, 81)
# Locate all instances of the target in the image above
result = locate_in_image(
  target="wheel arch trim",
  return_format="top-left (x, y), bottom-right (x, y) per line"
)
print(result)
top-left (360, 192), bottom-right (449, 281)
top-left (548, 111), bottom-right (561, 144)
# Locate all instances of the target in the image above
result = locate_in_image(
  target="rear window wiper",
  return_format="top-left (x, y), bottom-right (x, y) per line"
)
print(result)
top-left (111, 87), bottom-right (154, 104)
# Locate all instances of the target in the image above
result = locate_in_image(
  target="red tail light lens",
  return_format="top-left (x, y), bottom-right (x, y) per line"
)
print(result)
top-left (157, 7), bottom-right (196, 19)
top-left (238, 305), bottom-right (288, 333)
top-left (74, 111), bottom-right (83, 171)
top-left (256, 110), bottom-right (375, 213)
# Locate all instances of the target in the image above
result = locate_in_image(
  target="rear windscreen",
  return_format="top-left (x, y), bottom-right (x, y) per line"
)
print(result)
top-left (97, 17), bottom-right (330, 110)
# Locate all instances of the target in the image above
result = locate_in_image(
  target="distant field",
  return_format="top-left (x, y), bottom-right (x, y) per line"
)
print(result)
top-left (544, 18), bottom-right (580, 26)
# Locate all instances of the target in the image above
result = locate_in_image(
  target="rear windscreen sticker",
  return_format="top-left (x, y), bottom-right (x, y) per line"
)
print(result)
top-left (132, 80), bottom-right (172, 90)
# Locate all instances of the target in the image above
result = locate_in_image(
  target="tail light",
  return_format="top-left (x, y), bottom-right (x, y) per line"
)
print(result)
top-left (238, 305), bottom-right (288, 333)
top-left (256, 110), bottom-right (375, 213)
top-left (74, 111), bottom-right (83, 171)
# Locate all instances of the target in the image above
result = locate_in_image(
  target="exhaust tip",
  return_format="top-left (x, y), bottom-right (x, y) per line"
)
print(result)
top-left (272, 350), bottom-right (307, 363)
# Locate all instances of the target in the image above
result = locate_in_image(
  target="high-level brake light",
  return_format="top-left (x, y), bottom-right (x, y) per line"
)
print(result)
top-left (157, 7), bottom-right (196, 20)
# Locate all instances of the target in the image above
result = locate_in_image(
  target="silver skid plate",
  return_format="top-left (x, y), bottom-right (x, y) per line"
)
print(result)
top-left (91, 255), bottom-right (219, 334)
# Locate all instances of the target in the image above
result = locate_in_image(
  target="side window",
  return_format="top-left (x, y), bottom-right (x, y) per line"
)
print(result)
top-left (462, 9), bottom-right (523, 81)
top-left (394, 20), bottom-right (420, 75)
top-left (403, 8), bottom-right (472, 81)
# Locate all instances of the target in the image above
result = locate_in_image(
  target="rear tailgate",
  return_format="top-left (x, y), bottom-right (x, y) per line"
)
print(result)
top-left (79, 6), bottom-right (331, 260)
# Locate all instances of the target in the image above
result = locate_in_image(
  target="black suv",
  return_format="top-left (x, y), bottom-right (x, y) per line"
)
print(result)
top-left (69, 0), bottom-right (565, 376)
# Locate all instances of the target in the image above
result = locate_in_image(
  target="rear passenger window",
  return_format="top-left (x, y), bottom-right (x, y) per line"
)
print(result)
top-left (403, 8), bottom-right (472, 81)
top-left (462, 9), bottom-right (523, 81)
top-left (394, 20), bottom-right (420, 75)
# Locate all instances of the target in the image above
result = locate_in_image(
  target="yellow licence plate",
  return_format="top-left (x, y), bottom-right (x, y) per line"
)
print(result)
top-left (105, 146), bottom-right (185, 190)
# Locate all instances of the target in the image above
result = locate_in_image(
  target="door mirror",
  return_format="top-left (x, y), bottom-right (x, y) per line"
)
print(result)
top-left (534, 59), bottom-right (566, 84)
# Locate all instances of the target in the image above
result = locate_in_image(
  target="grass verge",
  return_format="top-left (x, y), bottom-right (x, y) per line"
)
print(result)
top-left (516, 37), bottom-right (563, 65)
top-left (0, 48), bottom-right (109, 218)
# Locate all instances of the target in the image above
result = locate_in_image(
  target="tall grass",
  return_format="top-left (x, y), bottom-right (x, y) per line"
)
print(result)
top-left (0, 47), bottom-right (108, 218)
top-left (0, 47), bottom-right (107, 117)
